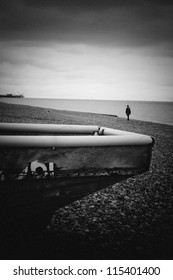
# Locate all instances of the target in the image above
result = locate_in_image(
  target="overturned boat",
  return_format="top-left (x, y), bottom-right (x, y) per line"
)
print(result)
top-left (0, 123), bottom-right (155, 235)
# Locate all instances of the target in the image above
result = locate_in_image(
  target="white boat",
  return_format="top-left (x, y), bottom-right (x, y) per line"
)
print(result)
top-left (0, 123), bottom-right (155, 234)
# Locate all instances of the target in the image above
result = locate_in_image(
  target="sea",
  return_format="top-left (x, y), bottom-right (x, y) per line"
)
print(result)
top-left (0, 98), bottom-right (173, 126)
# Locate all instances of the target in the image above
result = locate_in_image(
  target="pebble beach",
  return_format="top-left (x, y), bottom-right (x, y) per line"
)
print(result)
top-left (0, 101), bottom-right (173, 260)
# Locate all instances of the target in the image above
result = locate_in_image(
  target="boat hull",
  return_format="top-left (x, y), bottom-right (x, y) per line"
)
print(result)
top-left (0, 123), bottom-right (155, 239)
top-left (0, 145), bottom-right (152, 178)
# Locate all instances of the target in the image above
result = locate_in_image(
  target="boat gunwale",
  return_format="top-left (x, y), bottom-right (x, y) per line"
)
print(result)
top-left (0, 123), bottom-right (155, 147)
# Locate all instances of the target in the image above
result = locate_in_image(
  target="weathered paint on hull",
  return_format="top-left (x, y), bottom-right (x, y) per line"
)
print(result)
top-left (0, 145), bottom-right (152, 177)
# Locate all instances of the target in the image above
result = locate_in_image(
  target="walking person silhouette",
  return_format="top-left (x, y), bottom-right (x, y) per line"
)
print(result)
top-left (125, 105), bottom-right (131, 121)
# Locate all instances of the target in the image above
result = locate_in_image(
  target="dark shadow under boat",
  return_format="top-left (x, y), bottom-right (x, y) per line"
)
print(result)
top-left (0, 123), bottom-right (155, 258)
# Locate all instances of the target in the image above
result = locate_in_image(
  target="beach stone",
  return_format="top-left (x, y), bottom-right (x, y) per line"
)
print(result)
top-left (110, 200), bottom-right (118, 207)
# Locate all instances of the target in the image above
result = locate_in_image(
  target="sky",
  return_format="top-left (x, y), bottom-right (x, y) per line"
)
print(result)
top-left (0, 0), bottom-right (173, 101)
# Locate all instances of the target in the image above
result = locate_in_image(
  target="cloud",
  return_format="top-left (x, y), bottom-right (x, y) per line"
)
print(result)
top-left (22, 0), bottom-right (173, 10)
top-left (0, 0), bottom-right (173, 101)
top-left (0, 0), bottom-right (172, 52)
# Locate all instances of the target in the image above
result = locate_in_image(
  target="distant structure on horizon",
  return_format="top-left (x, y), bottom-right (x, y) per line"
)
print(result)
top-left (0, 93), bottom-right (24, 98)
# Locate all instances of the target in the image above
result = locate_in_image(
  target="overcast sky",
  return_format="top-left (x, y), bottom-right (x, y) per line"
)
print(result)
top-left (0, 0), bottom-right (173, 101)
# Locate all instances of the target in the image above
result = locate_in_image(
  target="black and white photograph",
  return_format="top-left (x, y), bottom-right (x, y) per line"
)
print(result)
top-left (0, 0), bottom-right (173, 272)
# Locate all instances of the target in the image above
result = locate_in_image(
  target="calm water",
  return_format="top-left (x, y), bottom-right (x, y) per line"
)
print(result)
top-left (1, 98), bottom-right (173, 126)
